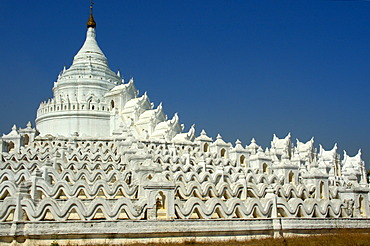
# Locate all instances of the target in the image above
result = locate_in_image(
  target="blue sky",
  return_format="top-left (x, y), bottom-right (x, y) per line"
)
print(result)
top-left (0, 0), bottom-right (369, 168)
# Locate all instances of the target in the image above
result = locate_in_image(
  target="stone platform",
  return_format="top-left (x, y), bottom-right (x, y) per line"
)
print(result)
top-left (1, 218), bottom-right (370, 245)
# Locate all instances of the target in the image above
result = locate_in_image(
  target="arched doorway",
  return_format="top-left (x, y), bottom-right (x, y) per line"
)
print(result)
top-left (203, 143), bottom-right (209, 152)
top-left (240, 155), bottom-right (246, 166)
top-left (262, 163), bottom-right (268, 174)
top-left (156, 192), bottom-right (167, 219)
top-left (7, 141), bottom-right (15, 152)
top-left (23, 134), bottom-right (30, 146)
top-left (220, 148), bottom-right (226, 158)
top-left (359, 195), bottom-right (365, 217)
top-left (87, 98), bottom-right (92, 110)
top-left (288, 171), bottom-right (295, 185)
top-left (320, 181), bottom-right (325, 199)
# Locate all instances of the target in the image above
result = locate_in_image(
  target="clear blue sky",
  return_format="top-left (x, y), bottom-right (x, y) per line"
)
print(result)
top-left (0, 0), bottom-right (369, 168)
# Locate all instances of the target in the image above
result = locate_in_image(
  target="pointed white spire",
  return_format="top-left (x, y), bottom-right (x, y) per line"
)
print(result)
top-left (235, 139), bottom-right (244, 150)
top-left (73, 28), bottom-right (107, 66)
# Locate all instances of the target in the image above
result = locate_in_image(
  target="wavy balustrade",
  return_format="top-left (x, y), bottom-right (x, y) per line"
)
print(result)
top-left (0, 135), bottom-right (368, 224)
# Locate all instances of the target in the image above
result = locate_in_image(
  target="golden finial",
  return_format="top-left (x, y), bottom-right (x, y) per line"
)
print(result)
top-left (87, 0), bottom-right (96, 28)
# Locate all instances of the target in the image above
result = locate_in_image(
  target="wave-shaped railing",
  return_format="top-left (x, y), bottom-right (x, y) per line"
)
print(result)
top-left (0, 138), bottom-right (367, 224)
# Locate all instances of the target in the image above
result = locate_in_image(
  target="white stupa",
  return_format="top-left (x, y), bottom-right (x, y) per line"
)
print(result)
top-left (36, 10), bottom-right (128, 137)
top-left (35, 7), bottom-right (186, 141)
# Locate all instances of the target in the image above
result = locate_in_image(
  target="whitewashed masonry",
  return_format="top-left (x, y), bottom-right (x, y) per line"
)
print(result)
top-left (0, 6), bottom-right (369, 245)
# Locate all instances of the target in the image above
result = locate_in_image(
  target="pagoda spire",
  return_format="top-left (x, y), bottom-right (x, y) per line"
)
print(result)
top-left (87, 0), bottom-right (96, 28)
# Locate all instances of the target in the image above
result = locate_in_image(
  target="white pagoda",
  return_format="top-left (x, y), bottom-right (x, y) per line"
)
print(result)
top-left (0, 4), bottom-right (368, 245)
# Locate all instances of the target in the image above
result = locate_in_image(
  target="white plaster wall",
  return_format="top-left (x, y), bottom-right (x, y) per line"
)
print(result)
top-left (36, 111), bottom-right (110, 137)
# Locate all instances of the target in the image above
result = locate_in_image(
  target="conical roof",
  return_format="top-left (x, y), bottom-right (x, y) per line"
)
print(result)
top-left (72, 27), bottom-right (108, 66)
top-left (71, 3), bottom-right (108, 67)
